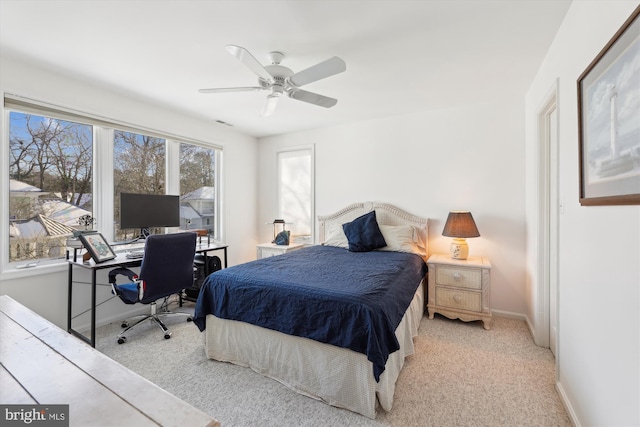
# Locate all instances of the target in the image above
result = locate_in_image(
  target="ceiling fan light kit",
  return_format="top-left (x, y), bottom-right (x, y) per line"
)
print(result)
top-left (261, 94), bottom-right (280, 117)
top-left (199, 45), bottom-right (346, 117)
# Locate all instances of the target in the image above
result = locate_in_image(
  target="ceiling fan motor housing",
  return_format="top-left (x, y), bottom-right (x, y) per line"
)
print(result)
top-left (260, 64), bottom-right (294, 95)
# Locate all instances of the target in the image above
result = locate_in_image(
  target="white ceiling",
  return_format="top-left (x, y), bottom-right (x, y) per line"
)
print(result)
top-left (0, 0), bottom-right (571, 138)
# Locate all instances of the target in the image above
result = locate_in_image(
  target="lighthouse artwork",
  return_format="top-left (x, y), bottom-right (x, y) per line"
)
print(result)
top-left (578, 6), bottom-right (640, 205)
top-left (589, 83), bottom-right (638, 180)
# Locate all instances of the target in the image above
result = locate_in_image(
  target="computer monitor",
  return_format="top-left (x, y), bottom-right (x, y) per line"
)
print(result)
top-left (120, 193), bottom-right (180, 238)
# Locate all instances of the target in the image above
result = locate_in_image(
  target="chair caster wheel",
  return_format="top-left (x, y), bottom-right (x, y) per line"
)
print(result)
top-left (164, 333), bottom-right (171, 339)
top-left (117, 336), bottom-right (127, 344)
top-left (187, 317), bottom-right (193, 322)
top-left (121, 322), bottom-right (128, 328)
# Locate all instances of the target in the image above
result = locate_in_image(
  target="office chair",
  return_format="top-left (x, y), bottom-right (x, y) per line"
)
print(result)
top-left (108, 232), bottom-right (197, 344)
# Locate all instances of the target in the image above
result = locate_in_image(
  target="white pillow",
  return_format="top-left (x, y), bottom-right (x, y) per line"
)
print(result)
top-left (323, 221), bottom-right (348, 249)
top-left (378, 224), bottom-right (422, 255)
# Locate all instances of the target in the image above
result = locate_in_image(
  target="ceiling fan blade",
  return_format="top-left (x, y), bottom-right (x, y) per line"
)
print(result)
top-left (260, 94), bottom-right (280, 117)
top-left (225, 45), bottom-right (273, 82)
top-left (288, 89), bottom-right (337, 108)
top-left (288, 56), bottom-right (346, 87)
top-left (198, 87), bottom-right (262, 94)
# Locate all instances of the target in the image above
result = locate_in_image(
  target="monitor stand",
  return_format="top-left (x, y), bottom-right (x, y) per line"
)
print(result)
top-left (132, 227), bottom-right (151, 242)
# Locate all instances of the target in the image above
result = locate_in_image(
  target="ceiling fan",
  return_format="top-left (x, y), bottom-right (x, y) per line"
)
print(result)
top-left (199, 45), bottom-right (346, 117)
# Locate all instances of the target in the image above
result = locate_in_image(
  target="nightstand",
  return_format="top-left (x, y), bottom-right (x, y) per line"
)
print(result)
top-left (427, 253), bottom-right (492, 330)
top-left (256, 242), bottom-right (304, 259)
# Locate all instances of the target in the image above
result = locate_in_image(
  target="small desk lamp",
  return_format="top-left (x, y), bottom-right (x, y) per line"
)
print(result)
top-left (442, 211), bottom-right (480, 260)
top-left (268, 219), bottom-right (287, 240)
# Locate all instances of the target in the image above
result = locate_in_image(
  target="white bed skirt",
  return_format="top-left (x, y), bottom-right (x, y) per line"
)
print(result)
top-left (203, 280), bottom-right (425, 419)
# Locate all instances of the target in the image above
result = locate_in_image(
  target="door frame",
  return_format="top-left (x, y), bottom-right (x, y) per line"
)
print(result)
top-left (535, 79), bottom-right (559, 359)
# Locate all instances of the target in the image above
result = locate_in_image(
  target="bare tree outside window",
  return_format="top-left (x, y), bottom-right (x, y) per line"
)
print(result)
top-left (113, 130), bottom-right (166, 241)
top-left (8, 112), bottom-right (93, 263)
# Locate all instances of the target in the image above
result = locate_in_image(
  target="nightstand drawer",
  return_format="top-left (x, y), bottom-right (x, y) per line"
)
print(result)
top-left (435, 288), bottom-right (482, 312)
top-left (435, 266), bottom-right (482, 290)
top-left (259, 248), bottom-right (282, 258)
top-left (256, 243), bottom-right (305, 259)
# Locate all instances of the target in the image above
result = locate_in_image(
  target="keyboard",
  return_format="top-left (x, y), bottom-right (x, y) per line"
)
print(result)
top-left (126, 251), bottom-right (144, 259)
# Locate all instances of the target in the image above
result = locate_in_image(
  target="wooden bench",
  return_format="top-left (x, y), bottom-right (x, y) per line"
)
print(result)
top-left (0, 295), bottom-right (219, 427)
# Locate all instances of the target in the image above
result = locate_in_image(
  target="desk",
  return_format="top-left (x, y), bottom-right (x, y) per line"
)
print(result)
top-left (67, 243), bottom-right (227, 347)
top-left (1, 295), bottom-right (220, 426)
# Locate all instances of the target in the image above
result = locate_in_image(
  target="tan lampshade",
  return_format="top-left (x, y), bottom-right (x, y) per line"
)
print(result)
top-left (442, 211), bottom-right (480, 260)
top-left (442, 211), bottom-right (480, 238)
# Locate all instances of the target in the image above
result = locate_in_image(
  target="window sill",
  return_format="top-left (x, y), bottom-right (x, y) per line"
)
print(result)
top-left (0, 260), bottom-right (68, 281)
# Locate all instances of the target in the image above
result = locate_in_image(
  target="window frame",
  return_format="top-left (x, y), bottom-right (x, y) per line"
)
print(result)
top-left (1, 94), bottom-right (223, 278)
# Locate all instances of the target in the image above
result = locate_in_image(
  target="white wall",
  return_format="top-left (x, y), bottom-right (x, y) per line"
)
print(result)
top-left (525, 1), bottom-right (639, 425)
top-left (259, 97), bottom-right (527, 316)
top-left (0, 53), bottom-right (258, 328)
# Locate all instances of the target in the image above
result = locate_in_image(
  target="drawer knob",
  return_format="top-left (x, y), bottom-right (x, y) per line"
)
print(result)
top-left (453, 294), bottom-right (462, 303)
top-left (453, 272), bottom-right (462, 280)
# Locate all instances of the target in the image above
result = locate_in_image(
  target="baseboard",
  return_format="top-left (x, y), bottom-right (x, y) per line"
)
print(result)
top-left (524, 314), bottom-right (535, 338)
top-left (73, 305), bottom-right (150, 334)
top-left (491, 309), bottom-right (526, 321)
top-left (556, 380), bottom-right (581, 427)
top-left (494, 310), bottom-right (545, 348)
top-left (72, 294), bottom-right (193, 334)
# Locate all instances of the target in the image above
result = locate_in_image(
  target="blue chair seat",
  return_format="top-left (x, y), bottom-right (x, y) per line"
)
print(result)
top-left (115, 282), bottom-right (140, 305)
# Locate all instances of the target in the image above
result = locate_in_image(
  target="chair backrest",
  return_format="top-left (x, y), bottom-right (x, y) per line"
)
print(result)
top-left (138, 232), bottom-right (197, 304)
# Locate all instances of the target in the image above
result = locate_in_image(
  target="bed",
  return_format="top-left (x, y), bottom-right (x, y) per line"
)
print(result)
top-left (193, 202), bottom-right (429, 418)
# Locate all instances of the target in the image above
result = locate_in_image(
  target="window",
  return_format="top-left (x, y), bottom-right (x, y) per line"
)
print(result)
top-left (277, 147), bottom-right (314, 243)
top-left (179, 143), bottom-right (217, 236)
top-left (8, 112), bottom-right (93, 263)
top-left (113, 130), bottom-right (166, 241)
top-left (4, 96), bottom-right (222, 270)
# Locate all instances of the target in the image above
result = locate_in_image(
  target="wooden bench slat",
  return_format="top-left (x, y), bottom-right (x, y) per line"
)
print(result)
top-left (0, 364), bottom-right (36, 404)
top-left (1, 311), bottom-right (160, 426)
top-left (0, 296), bottom-right (219, 427)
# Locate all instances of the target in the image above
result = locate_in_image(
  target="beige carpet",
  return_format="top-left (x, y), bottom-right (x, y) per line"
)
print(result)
top-left (96, 302), bottom-right (571, 427)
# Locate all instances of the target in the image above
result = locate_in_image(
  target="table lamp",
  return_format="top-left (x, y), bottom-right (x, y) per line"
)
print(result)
top-left (268, 219), bottom-right (287, 240)
top-left (442, 211), bottom-right (480, 260)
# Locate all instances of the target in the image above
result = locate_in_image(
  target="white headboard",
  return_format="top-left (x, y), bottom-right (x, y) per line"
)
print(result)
top-left (317, 202), bottom-right (429, 257)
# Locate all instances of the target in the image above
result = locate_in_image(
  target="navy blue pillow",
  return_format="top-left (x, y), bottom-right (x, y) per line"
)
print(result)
top-left (342, 211), bottom-right (387, 252)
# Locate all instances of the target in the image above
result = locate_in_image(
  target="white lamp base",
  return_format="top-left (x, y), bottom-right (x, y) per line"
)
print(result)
top-left (450, 238), bottom-right (469, 260)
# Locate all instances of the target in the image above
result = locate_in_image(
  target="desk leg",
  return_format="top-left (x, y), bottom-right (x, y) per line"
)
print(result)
top-left (200, 247), bottom-right (227, 281)
top-left (91, 269), bottom-right (97, 347)
top-left (67, 263), bottom-right (95, 347)
top-left (67, 263), bottom-right (73, 332)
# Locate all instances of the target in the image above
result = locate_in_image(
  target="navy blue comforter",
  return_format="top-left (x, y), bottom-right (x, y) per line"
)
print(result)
top-left (193, 245), bottom-right (427, 381)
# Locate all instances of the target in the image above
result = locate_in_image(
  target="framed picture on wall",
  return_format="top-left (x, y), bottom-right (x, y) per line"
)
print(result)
top-left (78, 232), bottom-right (117, 263)
top-left (577, 5), bottom-right (640, 206)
